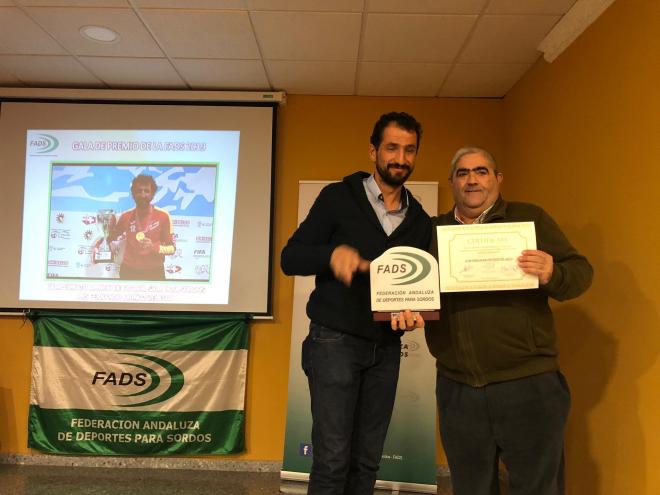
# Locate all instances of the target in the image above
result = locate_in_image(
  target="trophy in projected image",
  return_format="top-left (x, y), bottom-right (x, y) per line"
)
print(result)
top-left (94, 209), bottom-right (115, 263)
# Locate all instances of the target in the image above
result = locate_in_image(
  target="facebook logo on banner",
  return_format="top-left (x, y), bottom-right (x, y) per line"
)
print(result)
top-left (299, 443), bottom-right (313, 457)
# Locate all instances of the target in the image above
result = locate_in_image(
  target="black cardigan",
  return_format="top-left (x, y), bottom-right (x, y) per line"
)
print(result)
top-left (281, 171), bottom-right (431, 343)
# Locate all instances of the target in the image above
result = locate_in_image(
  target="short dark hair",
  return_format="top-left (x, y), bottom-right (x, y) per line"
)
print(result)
top-left (370, 112), bottom-right (422, 150)
top-left (449, 147), bottom-right (499, 179)
top-left (131, 174), bottom-right (157, 194)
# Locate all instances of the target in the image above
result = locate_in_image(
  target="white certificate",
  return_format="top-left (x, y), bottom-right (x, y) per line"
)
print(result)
top-left (436, 222), bottom-right (538, 292)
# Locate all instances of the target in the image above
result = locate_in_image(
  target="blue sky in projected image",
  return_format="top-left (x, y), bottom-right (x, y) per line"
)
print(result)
top-left (50, 165), bottom-right (217, 216)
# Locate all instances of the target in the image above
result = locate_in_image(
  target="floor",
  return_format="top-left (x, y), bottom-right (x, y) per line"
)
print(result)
top-left (0, 465), bottom-right (280, 495)
top-left (0, 464), bottom-right (477, 495)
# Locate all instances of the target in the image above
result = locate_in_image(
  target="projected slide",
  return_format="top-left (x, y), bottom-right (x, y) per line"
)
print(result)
top-left (46, 163), bottom-right (216, 281)
top-left (20, 129), bottom-right (239, 306)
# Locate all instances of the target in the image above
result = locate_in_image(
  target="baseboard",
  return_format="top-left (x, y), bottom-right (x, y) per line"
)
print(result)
top-left (0, 453), bottom-right (281, 472)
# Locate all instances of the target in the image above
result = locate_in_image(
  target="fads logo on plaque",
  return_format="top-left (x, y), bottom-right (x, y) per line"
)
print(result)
top-left (370, 246), bottom-right (440, 321)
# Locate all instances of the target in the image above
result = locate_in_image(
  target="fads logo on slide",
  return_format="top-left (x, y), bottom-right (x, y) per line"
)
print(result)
top-left (374, 250), bottom-right (432, 286)
top-left (29, 134), bottom-right (60, 154)
top-left (91, 352), bottom-right (184, 408)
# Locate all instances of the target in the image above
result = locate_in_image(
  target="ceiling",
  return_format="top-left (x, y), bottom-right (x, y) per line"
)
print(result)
top-left (0, 0), bottom-right (579, 98)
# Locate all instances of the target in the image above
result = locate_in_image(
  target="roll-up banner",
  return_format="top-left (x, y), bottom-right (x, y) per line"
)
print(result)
top-left (281, 181), bottom-right (438, 493)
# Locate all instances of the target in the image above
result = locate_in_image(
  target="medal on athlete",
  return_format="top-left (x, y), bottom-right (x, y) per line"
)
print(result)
top-left (136, 231), bottom-right (146, 242)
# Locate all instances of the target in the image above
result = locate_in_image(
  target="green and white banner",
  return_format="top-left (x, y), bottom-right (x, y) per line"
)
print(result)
top-left (28, 313), bottom-right (248, 455)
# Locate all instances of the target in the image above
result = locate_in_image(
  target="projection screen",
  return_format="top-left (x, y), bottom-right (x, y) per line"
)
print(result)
top-left (0, 99), bottom-right (275, 314)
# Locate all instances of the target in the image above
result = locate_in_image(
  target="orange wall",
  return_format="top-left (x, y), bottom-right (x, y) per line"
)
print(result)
top-left (503, 0), bottom-right (660, 493)
top-left (0, 96), bottom-right (504, 462)
top-left (0, 317), bottom-right (34, 454)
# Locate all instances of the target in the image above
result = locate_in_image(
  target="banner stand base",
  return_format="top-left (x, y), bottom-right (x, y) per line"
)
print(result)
top-left (280, 472), bottom-right (436, 494)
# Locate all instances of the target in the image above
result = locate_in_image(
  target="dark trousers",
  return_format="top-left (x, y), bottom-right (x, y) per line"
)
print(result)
top-left (302, 323), bottom-right (401, 495)
top-left (436, 372), bottom-right (571, 495)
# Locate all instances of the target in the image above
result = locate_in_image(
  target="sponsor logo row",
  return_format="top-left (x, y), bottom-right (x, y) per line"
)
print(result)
top-left (55, 212), bottom-right (212, 230)
top-left (50, 245), bottom-right (210, 259)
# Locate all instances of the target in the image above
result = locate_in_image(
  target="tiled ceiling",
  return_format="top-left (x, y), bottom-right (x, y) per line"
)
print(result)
top-left (0, 0), bottom-right (579, 97)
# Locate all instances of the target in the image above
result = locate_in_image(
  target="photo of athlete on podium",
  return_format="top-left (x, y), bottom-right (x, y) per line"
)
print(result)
top-left (104, 174), bottom-right (175, 281)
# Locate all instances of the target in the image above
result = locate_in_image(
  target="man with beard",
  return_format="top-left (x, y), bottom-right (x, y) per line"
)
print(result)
top-left (281, 112), bottom-right (431, 495)
top-left (107, 174), bottom-right (175, 280)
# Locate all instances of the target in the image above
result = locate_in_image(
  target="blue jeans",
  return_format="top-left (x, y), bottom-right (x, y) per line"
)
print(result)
top-left (302, 322), bottom-right (401, 495)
